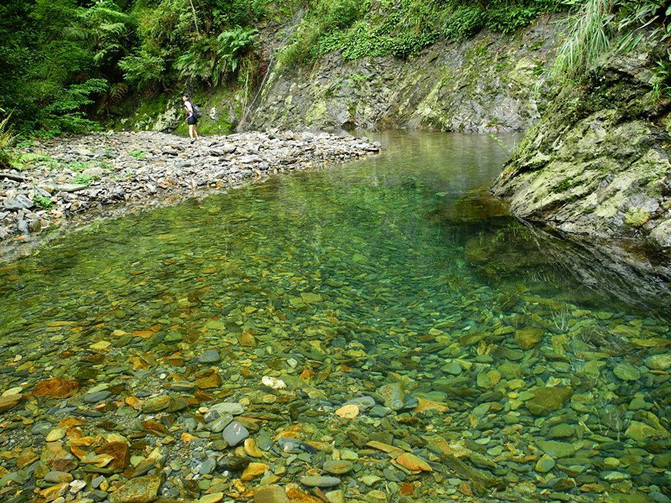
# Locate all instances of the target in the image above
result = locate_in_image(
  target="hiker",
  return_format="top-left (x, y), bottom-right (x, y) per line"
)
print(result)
top-left (182, 93), bottom-right (200, 143)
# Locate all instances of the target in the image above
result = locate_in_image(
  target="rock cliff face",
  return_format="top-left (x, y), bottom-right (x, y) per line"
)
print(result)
top-left (491, 44), bottom-right (671, 262)
top-left (244, 17), bottom-right (562, 133)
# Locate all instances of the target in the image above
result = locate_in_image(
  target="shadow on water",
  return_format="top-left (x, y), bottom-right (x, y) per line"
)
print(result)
top-left (431, 189), bottom-right (671, 319)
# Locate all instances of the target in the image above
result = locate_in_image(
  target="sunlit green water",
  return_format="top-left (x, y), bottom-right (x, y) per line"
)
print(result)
top-left (0, 133), bottom-right (669, 501)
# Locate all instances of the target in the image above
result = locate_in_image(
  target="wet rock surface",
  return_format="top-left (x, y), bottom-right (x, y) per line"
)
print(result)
top-left (491, 41), bottom-right (671, 281)
top-left (244, 19), bottom-right (562, 133)
top-left (0, 130), bottom-right (381, 260)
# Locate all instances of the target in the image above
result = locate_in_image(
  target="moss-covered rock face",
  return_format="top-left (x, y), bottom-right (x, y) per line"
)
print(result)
top-left (492, 44), bottom-right (671, 263)
top-left (244, 18), bottom-right (561, 133)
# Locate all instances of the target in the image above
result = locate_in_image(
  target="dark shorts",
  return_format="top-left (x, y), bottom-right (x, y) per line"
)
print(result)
top-left (187, 116), bottom-right (197, 125)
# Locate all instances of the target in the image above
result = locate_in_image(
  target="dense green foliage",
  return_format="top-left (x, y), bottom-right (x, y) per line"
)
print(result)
top-left (552, 0), bottom-right (670, 83)
top-left (0, 0), bottom-right (667, 149)
top-left (279, 0), bottom-right (566, 66)
top-left (0, 0), bottom-right (293, 138)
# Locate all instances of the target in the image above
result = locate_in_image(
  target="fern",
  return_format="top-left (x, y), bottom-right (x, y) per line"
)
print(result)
top-left (119, 50), bottom-right (166, 89)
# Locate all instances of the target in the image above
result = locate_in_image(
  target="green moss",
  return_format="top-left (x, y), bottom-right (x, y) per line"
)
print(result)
top-left (625, 208), bottom-right (651, 227)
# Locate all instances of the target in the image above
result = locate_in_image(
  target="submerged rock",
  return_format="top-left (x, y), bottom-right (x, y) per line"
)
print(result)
top-left (525, 387), bottom-right (573, 416)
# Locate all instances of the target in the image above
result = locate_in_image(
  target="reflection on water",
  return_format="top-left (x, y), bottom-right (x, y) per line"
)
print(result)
top-left (0, 132), bottom-right (669, 502)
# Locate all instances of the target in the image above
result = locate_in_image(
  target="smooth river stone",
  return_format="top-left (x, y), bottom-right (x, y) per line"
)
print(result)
top-left (323, 460), bottom-right (354, 475)
top-left (210, 414), bottom-right (233, 433)
top-left (254, 484), bottom-right (289, 503)
top-left (300, 476), bottom-right (341, 488)
top-left (625, 421), bottom-right (659, 442)
top-left (208, 402), bottom-right (245, 416)
top-left (241, 462), bottom-right (269, 481)
top-left (535, 454), bottom-right (556, 473)
top-left (44, 471), bottom-right (74, 483)
top-left (442, 361), bottom-right (462, 375)
top-left (525, 387), bottom-right (573, 416)
top-left (377, 383), bottom-right (405, 411)
top-left (223, 421), bottom-right (249, 446)
top-left (396, 453), bottom-right (432, 472)
top-left (112, 475), bottom-right (161, 503)
top-left (45, 428), bottom-right (66, 442)
top-left (613, 363), bottom-right (641, 381)
top-left (198, 349), bottom-right (221, 363)
top-left (536, 440), bottom-right (576, 459)
top-left (335, 404), bottom-right (359, 419)
top-left (199, 493), bottom-right (224, 503)
top-left (645, 354), bottom-right (671, 371)
top-left (515, 327), bottom-right (544, 349)
top-left (547, 424), bottom-right (576, 439)
top-left (0, 394), bottom-right (22, 412)
top-left (84, 390), bottom-right (112, 404)
top-left (343, 396), bottom-right (376, 412)
top-left (141, 395), bottom-right (171, 413)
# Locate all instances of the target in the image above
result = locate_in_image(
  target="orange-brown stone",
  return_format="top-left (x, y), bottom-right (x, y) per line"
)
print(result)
top-left (196, 371), bottom-right (222, 389)
top-left (396, 452), bottom-right (432, 472)
top-left (241, 462), bottom-right (269, 481)
top-left (32, 378), bottom-right (80, 398)
top-left (141, 420), bottom-right (170, 436)
top-left (285, 487), bottom-right (322, 503)
top-left (96, 441), bottom-right (130, 472)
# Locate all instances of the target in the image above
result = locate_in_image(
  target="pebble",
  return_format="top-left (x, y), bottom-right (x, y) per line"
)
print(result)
top-left (300, 475), bottom-right (341, 488)
top-left (323, 460), bottom-right (354, 475)
top-left (83, 390), bottom-right (112, 403)
top-left (614, 362), bottom-right (641, 381)
top-left (254, 484), bottom-right (289, 503)
top-left (222, 421), bottom-right (249, 446)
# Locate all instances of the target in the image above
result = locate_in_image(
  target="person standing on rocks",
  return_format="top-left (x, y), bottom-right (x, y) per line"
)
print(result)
top-left (182, 93), bottom-right (199, 144)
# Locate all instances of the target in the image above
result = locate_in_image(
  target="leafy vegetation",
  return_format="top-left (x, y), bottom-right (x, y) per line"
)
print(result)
top-left (0, 0), bottom-right (668, 138)
top-left (33, 196), bottom-right (55, 210)
top-left (280, 0), bottom-right (565, 67)
top-left (0, 0), bottom-right (292, 137)
top-left (552, 0), bottom-right (671, 81)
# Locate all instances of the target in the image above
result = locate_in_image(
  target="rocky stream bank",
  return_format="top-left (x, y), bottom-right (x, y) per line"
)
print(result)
top-left (0, 131), bottom-right (381, 260)
top-left (491, 43), bottom-right (671, 285)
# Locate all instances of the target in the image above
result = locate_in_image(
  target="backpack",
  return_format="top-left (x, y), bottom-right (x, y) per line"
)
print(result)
top-left (192, 103), bottom-right (202, 119)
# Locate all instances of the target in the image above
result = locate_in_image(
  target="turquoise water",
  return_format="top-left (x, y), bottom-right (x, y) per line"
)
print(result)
top-left (0, 133), bottom-right (669, 502)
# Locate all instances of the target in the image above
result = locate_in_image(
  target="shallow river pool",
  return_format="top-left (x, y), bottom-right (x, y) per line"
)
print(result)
top-left (0, 133), bottom-right (669, 503)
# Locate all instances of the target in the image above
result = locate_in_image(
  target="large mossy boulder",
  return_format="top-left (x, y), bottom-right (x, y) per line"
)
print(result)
top-left (491, 43), bottom-right (671, 259)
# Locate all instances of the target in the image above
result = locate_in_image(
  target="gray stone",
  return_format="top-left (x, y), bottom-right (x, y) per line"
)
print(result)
top-left (222, 421), bottom-right (249, 447)
top-left (83, 391), bottom-right (112, 403)
top-left (199, 458), bottom-right (216, 475)
top-left (344, 396), bottom-right (376, 412)
top-left (198, 349), bottom-right (220, 363)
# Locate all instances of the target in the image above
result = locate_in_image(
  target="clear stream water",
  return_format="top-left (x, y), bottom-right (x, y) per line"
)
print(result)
top-left (0, 133), bottom-right (669, 502)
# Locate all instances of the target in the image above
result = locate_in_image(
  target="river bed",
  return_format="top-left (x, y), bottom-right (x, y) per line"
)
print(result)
top-left (0, 132), bottom-right (669, 503)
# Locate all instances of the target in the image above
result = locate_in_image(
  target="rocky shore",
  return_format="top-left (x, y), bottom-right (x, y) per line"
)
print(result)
top-left (0, 131), bottom-right (381, 259)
